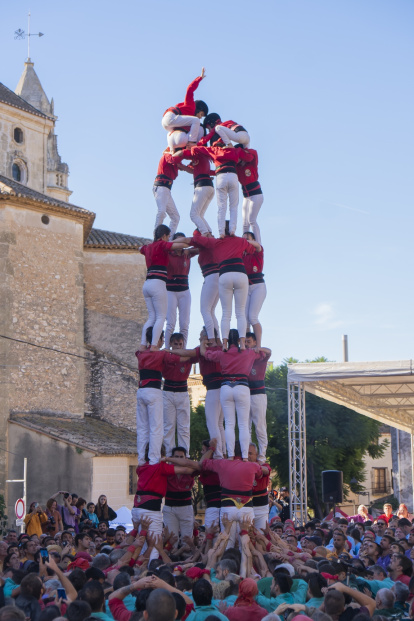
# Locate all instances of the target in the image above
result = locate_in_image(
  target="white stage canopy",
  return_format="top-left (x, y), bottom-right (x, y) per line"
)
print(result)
top-left (286, 360), bottom-right (414, 523)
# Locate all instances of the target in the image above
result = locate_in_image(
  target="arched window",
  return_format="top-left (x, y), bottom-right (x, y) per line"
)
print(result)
top-left (14, 127), bottom-right (24, 143)
top-left (12, 163), bottom-right (21, 182)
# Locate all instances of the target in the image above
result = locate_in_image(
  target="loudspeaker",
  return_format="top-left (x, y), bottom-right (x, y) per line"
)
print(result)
top-left (322, 470), bottom-right (343, 503)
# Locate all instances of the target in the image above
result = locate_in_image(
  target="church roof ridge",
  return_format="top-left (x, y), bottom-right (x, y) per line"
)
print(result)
top-left (0, 81), bottom-right (52, 120)
top-left (85, 228), bottom-right (151, 250)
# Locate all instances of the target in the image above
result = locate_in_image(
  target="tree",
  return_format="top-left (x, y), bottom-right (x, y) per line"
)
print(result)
top-left (266, 359), bottom-right (389, 518)
top-left (189, 404), bottom-right (210, 513)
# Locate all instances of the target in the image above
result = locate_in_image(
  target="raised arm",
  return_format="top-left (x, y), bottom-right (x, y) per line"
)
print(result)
top-left (330, 583), bottom-right (376, 616)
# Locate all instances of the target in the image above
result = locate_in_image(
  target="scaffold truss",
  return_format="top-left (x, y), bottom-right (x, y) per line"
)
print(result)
top-left (288, 381), bottom-right (307, 524)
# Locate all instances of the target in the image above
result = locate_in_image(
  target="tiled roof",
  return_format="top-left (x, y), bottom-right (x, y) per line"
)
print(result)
top-left (10, 412), bottom-right (137, 456)
top-left (0, 82), bottom-right (52, 119)
top-left (0, 175), bottom-right (93, 215)
top-left (85, 228), bottom-right (150, 249)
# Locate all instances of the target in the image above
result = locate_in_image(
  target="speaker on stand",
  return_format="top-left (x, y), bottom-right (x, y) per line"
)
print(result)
top-left (322, 470), bottom-right (343, 516)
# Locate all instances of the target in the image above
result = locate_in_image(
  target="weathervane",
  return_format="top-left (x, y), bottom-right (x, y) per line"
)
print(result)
top-left (14, 12), bottom-right (44, 61)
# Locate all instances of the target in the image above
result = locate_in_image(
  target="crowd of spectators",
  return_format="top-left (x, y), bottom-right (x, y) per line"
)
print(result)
top-left (1, 487), bottom-right (414, 621)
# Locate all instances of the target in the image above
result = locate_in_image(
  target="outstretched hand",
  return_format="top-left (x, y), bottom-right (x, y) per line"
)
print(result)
top-left (201, 67), bottom-right (206, 79)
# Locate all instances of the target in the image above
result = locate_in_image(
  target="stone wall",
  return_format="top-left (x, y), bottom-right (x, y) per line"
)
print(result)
top-left (391, 428), bottom-right (413, 510)
top-left (0, 202), bottom-right (86, 496)
top-left (0, 103), bottom-right (52, 193)
top-left (83, 250), bottom-right (147, 428)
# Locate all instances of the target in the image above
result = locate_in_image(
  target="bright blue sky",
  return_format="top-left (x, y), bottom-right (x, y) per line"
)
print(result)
top-left (2, 0), bottom-right (413, 365)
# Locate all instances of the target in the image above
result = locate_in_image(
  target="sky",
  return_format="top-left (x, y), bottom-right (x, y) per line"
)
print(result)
top-left (1, 0), bottom-right (413, 366)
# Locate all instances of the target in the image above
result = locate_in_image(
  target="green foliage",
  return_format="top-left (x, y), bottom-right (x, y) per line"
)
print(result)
top-left (189, 404), bottom-right (209, 461)
top-left (266, 360), bottom-right (389, 518)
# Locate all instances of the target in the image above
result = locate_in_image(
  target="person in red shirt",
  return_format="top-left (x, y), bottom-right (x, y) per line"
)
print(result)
top-left (200, 440), bottom-right (267, 548)
top-left (192, 230), bottom-right (220, 340)
top-left (139, 224), bottom-right (189, 348)
top-left (173, 331), bottom-right (226, 459)
top-left (201, 329), bottom-right (267, 460)
top-left (175, 141), bottom-right (254, 236)
top-left (236, 147), bottom-right (263, 244)
top-left (204, 112), bottom-right (250, 148)
top-left (153, 148), bottom-right (183, 239)
top-left (245, 333), bottom-right (271, 463)
top-left (164, 232), bottom-right (195, 347)
top-left (161, 68), bottom-right (208, 152)
top-left (131, 443), bottom-right (196, 561)
top-left (185, 227), bottom-right (261, 350)
top-left (242, 233), bottom-right (266, 349)
top-left (162, 332), bottom-right (199, 456)
top-left (136, 327), bottom-right (181, 466)
top-left (175, 139), bottom-right (216, 235)
top-left (248, 443), bottom-right (271, 531)
top-left (162, 446), bottom-right (197, 543)
top-left (199, 440), bottom-right (222, 529)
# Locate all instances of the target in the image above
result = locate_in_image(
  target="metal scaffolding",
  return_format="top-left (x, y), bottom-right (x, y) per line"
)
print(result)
top-left (288, 381), bottom-right (307, 524)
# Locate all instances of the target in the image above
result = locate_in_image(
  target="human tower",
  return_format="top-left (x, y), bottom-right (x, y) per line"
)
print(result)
top-left (136, 67), bottom-right (271, 470)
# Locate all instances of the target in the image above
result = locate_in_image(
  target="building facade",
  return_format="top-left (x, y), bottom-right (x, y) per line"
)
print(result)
top-left (0, 60), bottom-right (149, 523)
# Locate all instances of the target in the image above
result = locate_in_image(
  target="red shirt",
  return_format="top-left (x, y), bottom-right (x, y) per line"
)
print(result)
top-left (204, 345), bottom-right (260, 380)
top-left (134, 462), bottom-right (175, 507)
top-left (192, 230), bottom-right (219, 277)
top-left (220, 119), bottom-right (247, 131)
top-left (236, 149), bottom-right (259, 185)
top-left (167, 252), bottom-right (191, 278)
top-left (155, 152), bottom-right (179, 183)
top-left (243, 246), bottom-right (264, 276)
top-left (139, 240), bottom-right (174, 268)
top-left (253, 463), bottom-right (271, 507)
top-left (199, 470), bottom-right (221, 508)
top-left (136, 350), bottom-right (179, 388)
top-left (249, 350), bottom-right (270, 381)
top-left (183, 145), bottom-right (253, 170)
top-left (164, 76), bottom-right (202, 116)
top-left (191, 235), bottom-right (256, 267)
top-left (195, 345), bottom-right (222, 390)
top-left (202, 458), bottom-right (263, 494)
top-left (165, 473), bottom-right (196, 507)
top-left (162, 354), bottom-right (198, 390)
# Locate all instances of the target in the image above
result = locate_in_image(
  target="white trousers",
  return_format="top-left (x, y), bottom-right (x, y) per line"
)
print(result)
top-left (165, 289), bottom-right (191, 347)
top-left (153, 186), bottom-right (180, 238)
top-left (219, 272), bottom-right (249, 340)
top-left (250, 393), bottom-right (268, 463)
top-left (190, 185), bottom-right (214, 234)
top-left (205, 388), bottom-right (226, 459)
top-left (216, 172), bottom-right (239, 236)
top-left (204, 507), bottom-right (221, 529)
top-left (200, 273), bottom-right (220, 339)
top-left (253, 505), bottom-right (269, 532)
top-left (215, 126), bottom-right (250, 148)
top-left (246, 282), bottom-right (267, 328)
top-left (131, 507), bottom-right (163, 561)
top-left (141, 278), bottom-right (168, 346)
top-left (163, 391), bottom-right (190, 456)
top-left (242, 194), bottom-right (264, 244)
top-left (162, 111), bottom-right (200, 148)
top-left (136, 388), bottom-right (163, 465)
top-left (162, 505), bottom-right (194, 541)
top-left (220, 505), bottom-right (254, 549)
top-left (220, 384), bottom-right (251, 458)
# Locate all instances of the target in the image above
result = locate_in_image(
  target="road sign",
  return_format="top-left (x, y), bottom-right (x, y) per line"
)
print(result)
top-left (16, 519), bottom-right (24, 526)
top-left (15, 498), bottom-right (25, 519)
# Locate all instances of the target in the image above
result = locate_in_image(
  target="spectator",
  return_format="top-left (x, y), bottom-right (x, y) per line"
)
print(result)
top-left (225, 578), bottom-right (268, 621)
top-left (15, 573), bottom-right (43, 621)
top-left (186, 579), bottom-right (228, 621)
top-left (78, 580), bottom-right (111, 621)
top-left (94, 496), bottom-right (117, 526)
top-left (82, 503), bottom-right (100, 528)
top-left (373, 588), bottom-right (396, 617)
top-left (44, 499), bottom-right (64, 536)
top-left (66, 601), bottom-right (92, 621)
top-left (24, 503), bottom-right (48, 537)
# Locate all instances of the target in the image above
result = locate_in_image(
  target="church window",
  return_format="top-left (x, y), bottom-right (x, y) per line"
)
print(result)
top-left (14, 127), bottom-right (24, 143)
top-left (12, 163), bottom-right (21, 182)
top-left (41, 215), bottom-right (50, 225)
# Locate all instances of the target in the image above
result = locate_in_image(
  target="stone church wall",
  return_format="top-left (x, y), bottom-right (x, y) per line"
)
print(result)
top-left (0, 203), bottom-right (85, 424)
